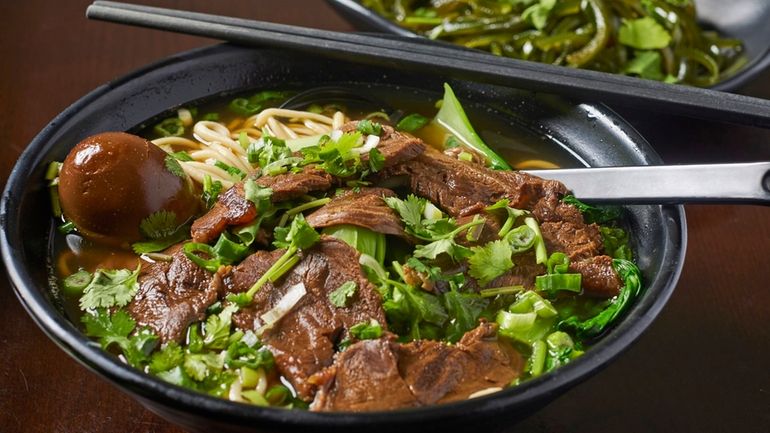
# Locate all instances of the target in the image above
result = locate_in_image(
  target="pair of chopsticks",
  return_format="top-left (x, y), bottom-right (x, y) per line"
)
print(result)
top-left (86, 1), bottom-right (770, 129)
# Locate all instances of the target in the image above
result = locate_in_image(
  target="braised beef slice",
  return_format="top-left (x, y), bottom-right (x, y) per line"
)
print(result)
top-left (310, 337), bottom-right (419, 411)
top-left (383, 146), bottom-right (545, 217)
top-left (570, 255), bottom-right (622, 297)
top-left (310, 322), bottom-right (523, 412)
top-left (540, 221), bottom-right (603, 261)
top-left (127, 244), bottom-right (217, 343)
top-left (305, 187), bottom-right (407, 238)
top-left (339, 121), bottom-right (426, 169)
top-left (485, 252), bottom-right (546, 290)
top-left (219, 236), bottom-right (386, 400)
top-left (190, 166), bottom-right (333, 243)
top-left (398, 322), bottom-right (522, 405)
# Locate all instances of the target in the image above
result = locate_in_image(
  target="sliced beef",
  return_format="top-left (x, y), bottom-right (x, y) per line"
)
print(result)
top-left (309, 337), bottom-right (419, 411)
top-left (305, 187), bottom-right (407, 238)
top-left (485, 252), bottom-right (545, 290)
top-left (191, 166), bottom-right (333, 243)
top-left (219, 236), bottom-right (386, 400)
top-left (339, 121), bottom-right (425, 169)
top-left (570, 255), bottom-right (622, 297)
top-left (540, 221), bottom-right (603, 261)
top-left (127, 244), bottom-right (217, 343)
top-left (398, 322), bottom-right (523, 405)
top-left (382, 146), bottom-right (546, 217)
top-left (310, 322), bottom-right (523, 412)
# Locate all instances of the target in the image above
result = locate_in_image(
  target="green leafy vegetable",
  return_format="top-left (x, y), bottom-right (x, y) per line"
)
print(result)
top-left (559, 259), bottom-right (642, 338)
top-left (202, 174), bottom-right (223, 209)
top-left (442, 288), bottom-right (488, 342)
top-left (329, 281), bottom-right (358, 308)
top-left (164, 154), bottom-right (186, 178)
top-left (79, 267), bottom-right (140, 311)
top-left (140, 211), bottom-right (179, 239)
top-left (618, 17), bottom-right (672, 50)
top-left (81, 309), bottom-right (158, 368)
top-left (396, 113), bottom-right (429, 132)
top-left (434, 84), bottom-right (511, 170)
top-left (202, 304), bottom-right (238, 350)
top-left (349, 319), bottom-right (383, 340)
top-left (468, 240), bottom-right (513, 286)
top-left (244, 179), bottom-right (273, 212)
top-left (356, 119), bottom-right (382, 135)
top-left (322, 225), bottom-right (386, 264)
top-left (561, 195), bottom-right (622, 224)
top-left (368, 148), bottom-right (385, 172)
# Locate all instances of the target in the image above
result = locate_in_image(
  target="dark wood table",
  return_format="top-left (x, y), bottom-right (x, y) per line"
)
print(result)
top-left (2, 1), bottom-right (769, 432)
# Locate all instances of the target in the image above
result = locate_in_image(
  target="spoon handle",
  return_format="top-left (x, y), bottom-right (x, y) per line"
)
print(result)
top-left (525, 162), bottom-right (770, 204)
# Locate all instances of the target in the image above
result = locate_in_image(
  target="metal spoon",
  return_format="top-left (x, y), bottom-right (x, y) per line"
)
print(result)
top-left (525, 163), bottom-right (770, 205)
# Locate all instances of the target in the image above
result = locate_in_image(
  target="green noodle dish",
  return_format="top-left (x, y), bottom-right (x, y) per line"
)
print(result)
top-left (362, 0), bottom-right (747, 86)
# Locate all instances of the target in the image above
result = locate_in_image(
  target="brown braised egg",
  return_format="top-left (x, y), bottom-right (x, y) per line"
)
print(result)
top-left (58, 132), bottom-right (198, 245)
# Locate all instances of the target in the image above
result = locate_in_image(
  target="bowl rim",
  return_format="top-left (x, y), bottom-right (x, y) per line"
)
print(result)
top-left (325, 0), bottom-right (770, 92)
top-left (0, 43), bottom-right (686, 428)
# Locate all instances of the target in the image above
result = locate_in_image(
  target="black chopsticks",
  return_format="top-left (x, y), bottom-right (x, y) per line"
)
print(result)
top-left (86, 1), bottom-right (770, 129)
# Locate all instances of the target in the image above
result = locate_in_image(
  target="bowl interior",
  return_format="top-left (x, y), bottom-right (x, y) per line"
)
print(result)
top-left (327, 0), bottom-right (770, 91)
top-left (1, 44), bottom-right (685, 432)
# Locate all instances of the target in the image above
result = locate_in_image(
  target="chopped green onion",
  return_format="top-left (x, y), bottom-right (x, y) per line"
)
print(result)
top-left (62, 269), bottom-right (92, 296)
top-left (58, 220), bottom-right (76, 234)
top-left (529, 340), bottom-right (547, 377)
top-left (154, 117), bottom-right (184, 137)
top-left (535, 273), bottom-right (582, 294)
top-left (45, 161), bottom-right (61, 180)
top-left (524, 217), bottom-right (547, 265)
top-left (479, 285), bottom-right (524, 298)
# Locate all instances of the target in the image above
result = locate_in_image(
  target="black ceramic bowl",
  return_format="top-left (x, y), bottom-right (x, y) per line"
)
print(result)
top-left (0, 44), bottom-right (685, 433)
top-left (327, 0), bottom-right (770, 92)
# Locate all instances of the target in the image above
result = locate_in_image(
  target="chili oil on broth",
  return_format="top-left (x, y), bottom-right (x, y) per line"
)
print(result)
top-left (49, 84), bottom-right (599, 406)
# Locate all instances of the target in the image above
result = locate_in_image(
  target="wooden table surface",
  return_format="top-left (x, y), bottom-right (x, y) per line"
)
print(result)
top-left (1, 1), bottom-right (769, 432)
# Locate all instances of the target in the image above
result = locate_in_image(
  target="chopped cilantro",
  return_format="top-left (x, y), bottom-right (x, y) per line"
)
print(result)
top-left (202, 174), bottom-right (223, 209)
top-left (202, 304), bottom-right (238, 350)
top-left (139, 210), bottom-right (179, 239)
top-left (329, 281), bottom-right (357, 307)
top-left (468, 240), bottom-right (514, 286)
top-left (149, 342), bottom-right (185, 374)
top-left (368, 148), bottom-right (385, 172)
top-left (349, 319), bottom-right (383, 340)
top-left (79, 267), bottom-right (140, 311)
top-left (356, 119), bottom-right (382, 136)
top-left (164, 154), bottom-right (186, 178)
top-left (81, 309), bottom-right (158, 368)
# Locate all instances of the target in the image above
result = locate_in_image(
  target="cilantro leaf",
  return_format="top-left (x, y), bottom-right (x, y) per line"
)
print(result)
top-left (202, 304), bottom-right (238, 350)
top-left (183, 352), bottom-right (224, 382)
top-left (618, 17), bottom-right (671, 50)
top-left (202, 174), bottom-right (223, 209)
top-left (140, 211), bottom-right (179, 239)
top-left (81, 309), bottom-right (158, 368)
top-left (131, 227), bottom-right (189, 254)
top-left (273, 214), bottom-right (320, 250)
top-left (149, 342), bottom-right (185, 374)
top-left (244, 179), bottom-right (273, 212)
top-left (396, 113), bottom-right (429, 132)
top-left (329, 281), bottom-right (357, 307)
top-left (368, 148), bottom-right (385, 172)
top-left (164, 154), bottom-right (186, 178)
top-left (468, 240), bottom-right (513, 286)
top-left (356, 119), bottom-right (382, 136)
top-left (349, 319), bottom-right (383, 340)
top-left (413, 238), bottom-right (472, 261)
top-left (442, 288), bottom-right (489, 342)
top-left (79, 267), bottom-right (140, 310)
top-left (383, 195), bottom-right (425, 236)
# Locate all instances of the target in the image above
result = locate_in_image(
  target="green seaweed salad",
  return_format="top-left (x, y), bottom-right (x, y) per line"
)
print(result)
top-left (362, 0), bottom-right (747, 86)
top-left (53, 86), bottom-right (642, 408)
